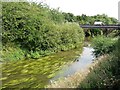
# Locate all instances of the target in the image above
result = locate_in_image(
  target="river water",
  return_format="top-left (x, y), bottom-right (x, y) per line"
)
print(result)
top-left (51, 46), bottom-right (95, 81)
top-left (2, 46), bottom-right (95, 88)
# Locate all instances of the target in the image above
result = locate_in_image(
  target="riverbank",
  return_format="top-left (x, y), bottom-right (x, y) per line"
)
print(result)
top-left (50, 46), bottom-right (95, 82)
top-left (46, 55), bottom-right (107, 88)
top-left (1, 47), bottom-right (83, 89)
top-left (47, 37), bottom-right (120, 88)
top-left (78, 38), bottom-right (120, 88)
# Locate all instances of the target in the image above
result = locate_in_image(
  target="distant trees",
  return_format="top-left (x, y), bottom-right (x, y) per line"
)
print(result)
top-left (61, 13), bottom-right (118, 25)
top-left (75, 14), bottom-right (118, 37)
top-left (61, 12), bottom-right (118, 37)
top-left (62, 12), bottom-right (76, 22)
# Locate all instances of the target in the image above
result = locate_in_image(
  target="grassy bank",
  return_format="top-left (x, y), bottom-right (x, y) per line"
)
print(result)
top-left (78, 37), bottom-right (120, 88)
top-left (46, 37), bottom-right (120, 88)
top-left (46, 55), bottom-right (107, 88)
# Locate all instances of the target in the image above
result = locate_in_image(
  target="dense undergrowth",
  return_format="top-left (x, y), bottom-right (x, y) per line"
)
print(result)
top-left (92, 36), bottom-right (118, 57)
top-left (1, 2), bottom-right (84, 61)
top-left (78, 37), bottom-right (120, 88)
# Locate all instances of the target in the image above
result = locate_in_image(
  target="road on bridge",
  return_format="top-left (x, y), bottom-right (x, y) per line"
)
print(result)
top-left (80, 25), bottom-right (120, 29)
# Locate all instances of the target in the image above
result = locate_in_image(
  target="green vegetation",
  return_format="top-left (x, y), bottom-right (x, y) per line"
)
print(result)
top-left (1, 1), bottom-right (120, 89)
top-left (1, 1), bottom-right (84, 89)
top-left (2, 47), bottom-right (82, 89)
top-left (64, 13), bottom-right (118, 25)
top-left (2, 2), bottom-right (84, 61)
top-left (92, 36), bottom-right (117, 57)
top-left (2, 2), bottom-right (118, 61)
top-left (78, 37), bottom-right (120, 88)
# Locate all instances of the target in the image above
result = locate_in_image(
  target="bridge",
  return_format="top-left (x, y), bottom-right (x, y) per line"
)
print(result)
top-left (80, 25), bottom-right (120, 29)
top-left (80, 24), bottom-right (120, 37)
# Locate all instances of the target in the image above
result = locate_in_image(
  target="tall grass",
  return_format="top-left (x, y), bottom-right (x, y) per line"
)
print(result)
top-left (78, 37), bottom-right (120, 88)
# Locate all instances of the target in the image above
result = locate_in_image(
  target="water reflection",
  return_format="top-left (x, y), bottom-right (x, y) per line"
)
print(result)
top-left (51, 46), bottom-right (95, 81)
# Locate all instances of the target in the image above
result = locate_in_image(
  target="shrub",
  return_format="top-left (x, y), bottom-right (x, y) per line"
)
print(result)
top-left (92, 36), bottom-right (117, 57)
top-left (78, 37), bottom-right (120, 88)
top-left (59, 23), bottom-right (84, 50)
top-left (2, 2), bottom-right (84, 61)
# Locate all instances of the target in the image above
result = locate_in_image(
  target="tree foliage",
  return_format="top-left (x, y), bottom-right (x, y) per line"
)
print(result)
top-left (2, 2), bottom-right (84, 61)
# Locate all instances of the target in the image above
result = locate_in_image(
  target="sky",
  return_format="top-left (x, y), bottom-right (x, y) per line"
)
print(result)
top-left (32, 0), bottom-right (120, 19)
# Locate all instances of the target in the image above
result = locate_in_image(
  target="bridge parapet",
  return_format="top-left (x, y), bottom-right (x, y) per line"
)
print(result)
top-left (80, 25), bottom-right (120, 29)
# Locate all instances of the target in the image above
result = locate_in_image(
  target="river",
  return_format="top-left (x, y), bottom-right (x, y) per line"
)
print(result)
top-left (51, 46), bottom-right (95, 81)
top-left (2, 46), bottom-right (95, 88)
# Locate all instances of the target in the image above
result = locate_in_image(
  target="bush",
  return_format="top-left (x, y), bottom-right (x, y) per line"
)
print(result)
top-left (2, 2), bottom-right (84, 61)
top-left (1, 43), bottom-right (25, 61)
top-left (58, 23), bottom-right (84, 50)
top-left (92, 36), bottom-right (117, 57)
top-left (78, 37), bottom-right (120, 88)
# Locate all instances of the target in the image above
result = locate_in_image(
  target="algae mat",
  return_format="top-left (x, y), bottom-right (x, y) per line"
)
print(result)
top-left (1, 48), bottom-right (82, 89)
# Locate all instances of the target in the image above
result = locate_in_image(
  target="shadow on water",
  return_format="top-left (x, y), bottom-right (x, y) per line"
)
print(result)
top-left (51, 46), bottom-right (95, 81)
